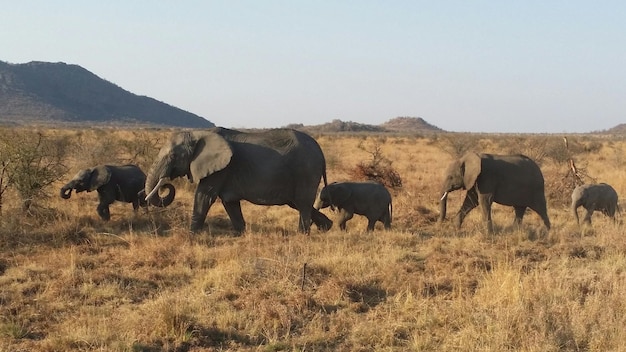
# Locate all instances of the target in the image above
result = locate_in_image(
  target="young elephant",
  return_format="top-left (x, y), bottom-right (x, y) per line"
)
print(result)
top-left (571, 183), bottom-right (619, 225)
top-left (60, 164), bottom-right (174, 220)
top-left (314, 181), bottom-right (392, 231)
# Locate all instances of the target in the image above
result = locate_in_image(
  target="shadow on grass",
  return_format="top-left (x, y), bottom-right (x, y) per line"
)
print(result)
top-left (346, 280), bottom-right (388, 313)
top-left (131, 324), bottom-right (262, 352)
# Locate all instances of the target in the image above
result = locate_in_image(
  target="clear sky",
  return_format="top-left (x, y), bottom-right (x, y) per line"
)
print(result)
top-left (3, 1), bottom-right (625, 133)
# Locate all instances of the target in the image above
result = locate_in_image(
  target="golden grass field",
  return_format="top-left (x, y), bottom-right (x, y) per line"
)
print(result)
top-left (1, 127), bottom-right (626, 351)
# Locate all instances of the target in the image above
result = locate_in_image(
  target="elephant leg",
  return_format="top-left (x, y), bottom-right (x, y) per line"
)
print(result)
top-left (530, 200), bottom-right (551, 230)
top-left (513, 206), bottom-right (526, 227)
top-left (311, 208), bottom-right (333, 231)
top-left (191, 185), bottom-right (218, 233)
top-left (608, 205), bottom-right (617, 223)
top-left (288, 202), bottom-right (331, 232)
top-left (298, 207), bottom-right (313, 234)
top-left (478, 193), bottom-right (494, 234)
top-left (97, 203), bottom-right (111, 221)
top-left (455, 188), bottom-right (479, 229)
top-left (132, 199), bottom-right (140, 212)
top-left (572, 207), bottom-right (580, 225)
top-left (582, 207), bottom-right (593, 225)
top-left (381, 211), bottom-right (391, 230)
top-left (97, 191), bottom-right (115, 221)
top-left (223, 201), bottom-right (246, 235)
top-left (366, 217), bottom-right (377, 232)
top-left (338, 210), bottom-right (353, 231)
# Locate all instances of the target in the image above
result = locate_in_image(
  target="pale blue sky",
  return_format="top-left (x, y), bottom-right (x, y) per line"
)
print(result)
top-left (3, 1), bottom-right (625, 132)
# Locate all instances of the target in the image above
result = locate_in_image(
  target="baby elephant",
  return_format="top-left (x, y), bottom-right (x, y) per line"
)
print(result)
top-left (60, 164), bottom-right (174, 220)
top-left (571, 183), bottom-right (619, 225)
top-left (314, 181), bottom-right (392, 231)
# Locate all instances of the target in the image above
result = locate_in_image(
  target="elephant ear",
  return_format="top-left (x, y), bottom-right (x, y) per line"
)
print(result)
top-left (189, 132), bottom-right (233, 182)
top-left (332, 184), bottom-right (352, 205)
top-left (461, 152), bottom-right (482, 189)
top-left (88, 165), bottom-right (111, 191)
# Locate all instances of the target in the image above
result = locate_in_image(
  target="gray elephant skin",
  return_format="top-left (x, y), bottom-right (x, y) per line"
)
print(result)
top-left (571, 183), bottom-right (619, 225)
top-left (60, 164), bottom-right (174, 220)
top-left (314, 181), bottom-right (392, 231)
top-left (439, 152), bottom-right (551, 234)
top-left (144, 128), bottom-right (333, 234)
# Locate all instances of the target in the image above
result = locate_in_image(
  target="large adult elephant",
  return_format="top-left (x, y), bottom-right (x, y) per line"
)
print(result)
top-left (438, 152), bottom-right (551, 234)
top-left (60, 164), bottom-right (174, 220)
top-left (144, 128), bottom-right (333, 234)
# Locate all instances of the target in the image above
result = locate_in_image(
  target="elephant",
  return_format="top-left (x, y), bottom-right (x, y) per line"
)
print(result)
top-left (438, 152), bottom-right (551, 234)
top-left (571, 183), bottom-right (619, 225)
top-left (60, 164), bottom-right (174, 220)
top-left (143, 127), bottom-right (333, 234)
top-left (314, 181), bottom-right (392, 231)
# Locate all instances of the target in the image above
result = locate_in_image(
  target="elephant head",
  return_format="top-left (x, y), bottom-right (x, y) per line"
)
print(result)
top-left (60, 166), bottom-right (111, 199)
top-left (438, 152), bottom-right (481, 222)
top-left (144, 131), bottom-right (233, 205)
top-left (314, 183), bottom-right (342, 210)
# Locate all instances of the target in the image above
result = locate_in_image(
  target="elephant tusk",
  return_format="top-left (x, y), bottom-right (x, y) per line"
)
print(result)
top-left (145, 178), bottom-right (168, 201)
top-left (440, 191), bottom-right (448, 201)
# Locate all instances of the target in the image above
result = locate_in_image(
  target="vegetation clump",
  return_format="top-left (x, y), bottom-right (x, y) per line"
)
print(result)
top-left (350, 138), bottom-right (402, 189)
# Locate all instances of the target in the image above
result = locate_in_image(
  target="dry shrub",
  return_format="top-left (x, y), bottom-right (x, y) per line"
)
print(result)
top-left (435, 133), bottom-right (480, 158)
top-left (350, 138), bottom-right (402, 189)
top-left (0, 129), bottom-right (70, 212)
top-left (545, 160), bottom-right (597, 206)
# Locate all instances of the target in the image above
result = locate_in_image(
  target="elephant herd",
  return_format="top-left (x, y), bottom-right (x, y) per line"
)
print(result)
top-left (60, 128), bottom-right (620, 234)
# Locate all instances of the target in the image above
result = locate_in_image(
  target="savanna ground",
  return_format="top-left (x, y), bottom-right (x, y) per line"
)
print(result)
top-left (1, 127), bottom-right (626, 351)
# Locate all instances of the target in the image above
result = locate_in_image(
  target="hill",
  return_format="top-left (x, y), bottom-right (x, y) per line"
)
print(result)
top-left (0, 61), bottom-right (214, 128)
top-left (285, 116), bottom-right (444, 133)
top-left (602, 123), bottom-right (626, 134)
top-left (381, 116), bottom-right (443, 132)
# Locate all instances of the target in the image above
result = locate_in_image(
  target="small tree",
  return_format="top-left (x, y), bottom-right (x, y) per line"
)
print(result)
top-left (118, 131), bottom-right (164, 170)
top-left (351, 139), bottom-right (402, 189)
top-left (0, 129), bottom-right (70, 212)
top-left (437, 133), bottom-right (480, 158)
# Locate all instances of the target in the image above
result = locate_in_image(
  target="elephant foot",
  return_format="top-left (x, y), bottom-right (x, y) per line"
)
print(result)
top-left (232, 228), bottom-right (245, 237)
top-left (230, 221), bottom-right (246, 236)
top-left (190, 222), bottom-right (204, 234)
top-left (315, 218), bottom-right (333, 232)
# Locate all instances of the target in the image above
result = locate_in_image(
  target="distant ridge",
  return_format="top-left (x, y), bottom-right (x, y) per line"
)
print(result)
top-left (602, 123), bottom-right (626, 134)
top-left (381, 116), bottom-right (443, 132)
top-left (0, 61), bottom-right (214, 128)
top-left (285, 117), bottom-right (444, 133)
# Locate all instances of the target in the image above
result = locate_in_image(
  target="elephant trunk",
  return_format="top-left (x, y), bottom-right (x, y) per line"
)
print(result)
top-left (438, 191), bottom-right (448, 222)
top-left (571, 204), bottom-right (580, 225)
top-left (138, 183), bottom-right (175, 208)
top-left (144, 156), bottom-right (176, 207)
top-left (60, 182), bottom-right (75, 199)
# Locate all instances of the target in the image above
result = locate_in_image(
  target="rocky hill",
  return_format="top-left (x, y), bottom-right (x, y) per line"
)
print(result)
top-left (381, 116), bottom-right (443, 132)
top-left (603, 124), bottom-right (626, 134)
top-left (0, 61), bottom-right (213, 128)
top-left (285, 117), bottom-right (443, 133)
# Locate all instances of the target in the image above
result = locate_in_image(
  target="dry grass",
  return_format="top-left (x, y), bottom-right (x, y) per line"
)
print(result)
top-left (1, 128), bottom-right (626, 351)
